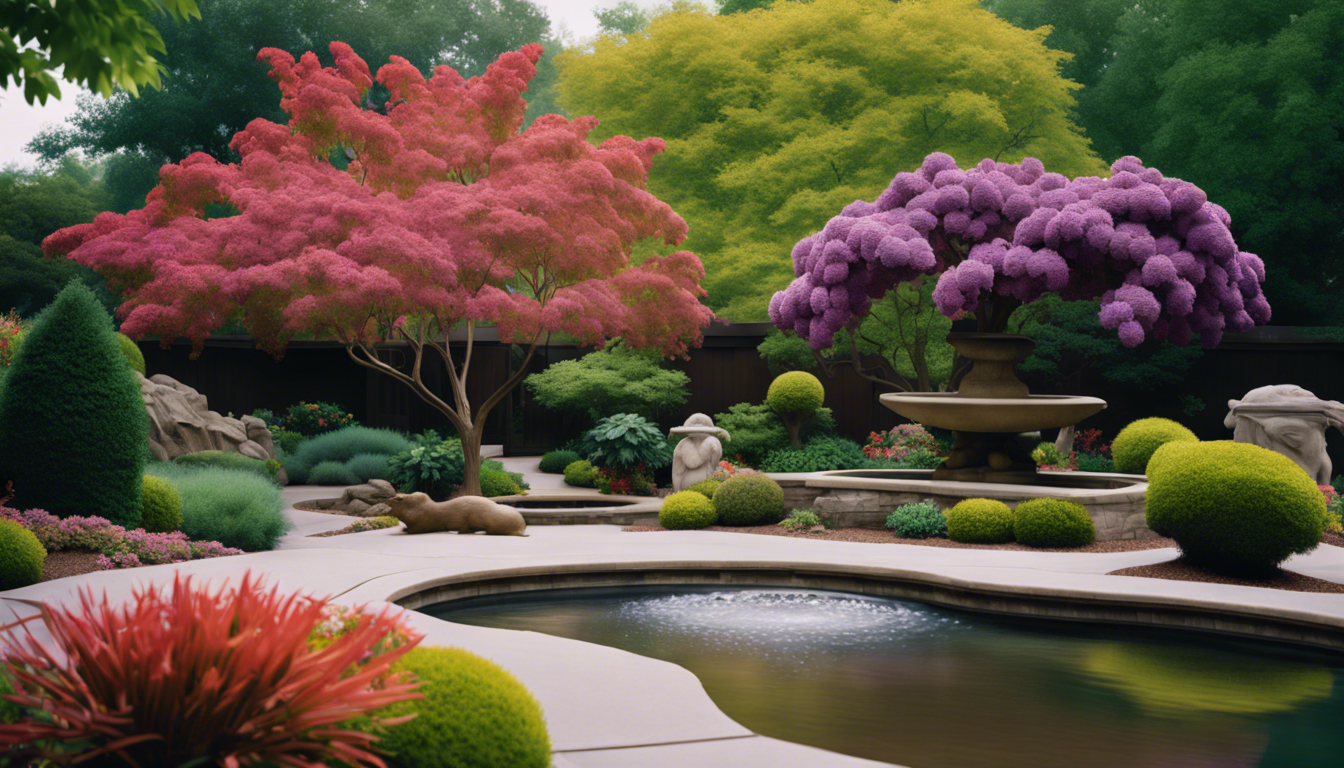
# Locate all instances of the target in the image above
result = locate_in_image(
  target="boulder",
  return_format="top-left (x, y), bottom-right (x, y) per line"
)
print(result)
top-left (137, 373), bottom-right (276, 462)
top-left (339, 479), bottom-right (396, 507)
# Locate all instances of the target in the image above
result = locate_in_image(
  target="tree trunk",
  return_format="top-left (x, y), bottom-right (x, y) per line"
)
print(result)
top-left (783, 415), bottom-right (804, 448)
top-left (911, 340), bottom-right (931, 392)
top-left (460, 423), bottom-right (484, 496)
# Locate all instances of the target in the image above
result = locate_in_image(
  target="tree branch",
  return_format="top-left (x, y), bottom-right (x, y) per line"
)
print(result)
top-left (994, 116), bottom-right (1037, 162)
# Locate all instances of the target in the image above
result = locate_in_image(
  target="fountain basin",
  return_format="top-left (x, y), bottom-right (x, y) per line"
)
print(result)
top-left (493, 490), bottom-right (661, 526)
top-left (880, 392), bottom-right (1106, 433)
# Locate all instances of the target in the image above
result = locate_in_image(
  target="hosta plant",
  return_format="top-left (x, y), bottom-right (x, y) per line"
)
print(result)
top-left (0, 572), bottom-right (423, 767)
top-left (578, 414), bottom-right (671, 470)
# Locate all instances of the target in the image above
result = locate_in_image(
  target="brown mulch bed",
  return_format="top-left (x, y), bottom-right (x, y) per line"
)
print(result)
top-left (621, 524), bottom-right (1177, 553)
top-left (1110, 556), bottom-right (1344, 594)
top-left (40, 550), bottom-right (105, 582)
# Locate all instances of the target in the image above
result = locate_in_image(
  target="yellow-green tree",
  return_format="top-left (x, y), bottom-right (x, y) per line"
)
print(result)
top-left (557, 0), bottom-right (1106, 321)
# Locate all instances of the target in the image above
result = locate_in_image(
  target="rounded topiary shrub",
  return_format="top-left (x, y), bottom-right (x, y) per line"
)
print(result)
top-left (1111, 418), bottom-right (1198, 475)
top-left (0, 519), bottom-right (45, 590)
top-left (538, 450), bottom-right (581, 474)
top-left (767, 371), bottom-right (825, 417)
top-left (307, 460), bottom-right (360, 486)
top-left (479, 470), bottom-right (522, 498)
top-left (946, 498), bottom-right (1015, 544)
top-left (116, 333), bottom-right (146, 375)
top-left (686, 478), bottom-right (721, 499)
top-left (376, 646), bottom-right (550, 768)
top-left (1145, 441), bottom-right (1325, 574)
top-left (660, 491), bottom-right (717, 530)
top-left (0, 283), bottom-right (147, 526)
top-left (713, 474), bottom-right (785, 526)
top-left (563, 460), bottom-right (599, 488)
top-left (1013, 498), bottom-right (1095, 548)
top-left (139, 474), bottom-right (183, 533)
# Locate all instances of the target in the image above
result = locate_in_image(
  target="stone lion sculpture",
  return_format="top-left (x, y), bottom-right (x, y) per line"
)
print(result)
top-left (383, 493), bottom-right (528, 536)
top-left (669, 413), bottom-right (730, 492)
top-left (1225, 384), bottom-right (1344, 484)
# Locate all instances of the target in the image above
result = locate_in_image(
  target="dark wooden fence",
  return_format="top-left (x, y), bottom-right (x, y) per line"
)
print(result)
top-left (137, 324), bottom-right (1344, 470)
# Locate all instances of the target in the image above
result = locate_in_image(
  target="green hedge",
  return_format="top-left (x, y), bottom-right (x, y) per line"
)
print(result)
top-left (539, 450), bottom-right (581, 474)
top-left (145, 463), bottom-right (291, 551)
top-left (1146, 441), bottom-right (1325, 574)
top-left (660, 491), bottom-right (717, 530)
top-left (713, 474), bottom-right (784, 526)
top-left (1012, 498), bottom-right (1095, 548)
top-left (1112, 418), bottom-right (1198, 475)
top-left (946, 498), bottom-right (1015, 544)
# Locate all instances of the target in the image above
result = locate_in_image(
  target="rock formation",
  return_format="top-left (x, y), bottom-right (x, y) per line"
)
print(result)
top-left (137, 373), bottom-right (277, 462)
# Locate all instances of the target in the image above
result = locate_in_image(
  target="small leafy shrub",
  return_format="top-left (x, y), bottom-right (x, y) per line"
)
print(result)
top-left (1031, 442), bottom-right (1077, 471)
top-left (0, 574), bottom-right (422, 766)
top-left (713, 474), bottom-right (785, 526)
top-left (524, 339), bottom-right (690, 422)
top-left (480, 469), bottom-right (523, 498)
top-left (539, 450), bottom-right (581, 474)
top-left (660, 491), bottom-right (717, 529)
top-left (686, 478), bottom-right (721, 499)
top-left (563, 460), bottom-right (600, 488)
top-left (285, 426), bottom-right (413, 484)
top-left (1146, 441), bottom-right (1325, 574)
top-left (0, 506), bottom-right (241, 569)
top-left (897, 448), bottom-right (944, 469)
top-left (1076, 453), bottom-right (1116, 473)
top-left (1013, 498), bottom-right (1095, 548)
top-left (864, 424), bottom-right (938, 460)
top-left (946, 498), bottom-right (1015, 544)
top-left (482, 460), bottom-right (528, 492)
top-left (386, 438), bottom-right (465, 500)
top-left (373, 646), bottom-right (551, 768)
top-left (139, 474), bottom-right (183, 533)
top-left (578, 413), bottom-right (671, 470)
top-left (712, 402), bottom-right (836, 465)
top-left (759, 435), bottom-right (866, 473)
top-left (250, 408), bottom-right (278, 427)
top-left (885, 502), bottom-right (946, 539)
top-left (779, 507), bottom-right (824, 531)
top-left (345, 453), bottom-right (394, 483)
top-left (0, 519), bottom-right (45, 589)
top-left (115, 333), bottom-right (146, 375)
top-left (596, 464), bottom-right (654, 496)
top-left (270, 426), bottom-right (305, 455)
top-left (174, 450), bottom-right (280, 483)
top-left (145, 463), bottom-right (290, 552)
top-left (1323, 486), bottom-right (1344, 535)
top-left (308, 460), bottom-right (361, 486)
top-left (1112, 418), bottom-right (1198, 474)
top-left (281, 400), bottom-right (359, 436)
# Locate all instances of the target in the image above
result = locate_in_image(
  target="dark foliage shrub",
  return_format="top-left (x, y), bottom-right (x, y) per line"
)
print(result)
top-left (538, 450), bottom-right (581, 474)
top-left (280, 401), bottom-right (358, 437)
top-left (712, 402), bottom-right (836, 465)
top-left (307, 461), bottom-right (360, 486)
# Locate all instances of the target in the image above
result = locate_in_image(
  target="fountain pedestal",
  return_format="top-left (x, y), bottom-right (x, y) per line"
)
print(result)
top-left (881, 333), bottom-right (1106, 485)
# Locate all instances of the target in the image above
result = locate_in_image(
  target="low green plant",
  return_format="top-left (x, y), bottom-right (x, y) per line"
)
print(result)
top-left (250, 408), bottom-right (278, 427)
top-left (0, 518), bottom-right (45, 589)
top-left (173, 451), bottom-right (280, 483)
top-left (139, 474), bottom-right (183, 533)
top-left (344, 453), bottom-right (394, 483)
top-left (686, 478), bottom-right (721, 499)
top-left (713, 474), bottom-right (785, 526)
top-left (712, 402), bottom-right (837, 465)
top-left (563, 460), bottom-right (600, 488)
top-left (885, 502), bottom-right (946, 539)
top-left (1030, 442), bottom-right (1068, 468)
top-left (145, 463), bottom-right (291, 552)
top-left (1076, 453), bottom-right (1116, 473)
top-left (897, 448), bottom-right (944, 470)
top-left (660, 491), bottom-right (717, 529)
top-left (307, 460), bottom-right (360, 486)
top-left (577, 413), bottom-right (671, 470)
top-left (759, 435), bottom-right (866, 473)
top-left (284, 427), bottom-right (413, 484)
top-left (270, 426), bottom-right (305, 455)
top-left (340, 516), bottom-right (402, 534)
top-left (1111, 417), bottom-right (1198, 474)
top-left (479, 469), bottom-right (522, 498)
top-left (1013, 498), bottom-right (1095, 548)
top-left (779, 508), bottom-right (824, 531)
top-left (538, 450), bottom-right (581, 474)
top-left (385, 439), bottom-right (465, 500)
top-left (946, 498), bottom-right (1015, 544)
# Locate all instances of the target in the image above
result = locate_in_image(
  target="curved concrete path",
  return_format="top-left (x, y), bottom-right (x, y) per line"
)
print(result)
top-left (4, 478), bottom-right (1344, 768)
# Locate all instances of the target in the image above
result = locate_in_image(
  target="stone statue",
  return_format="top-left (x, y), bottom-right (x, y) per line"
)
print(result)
top-left (669, 413), bottom-right (730, 492)
top-left (383, 493), bottom-right (528, 536)
top-left (1225, 385), bottom-right (1344, 483)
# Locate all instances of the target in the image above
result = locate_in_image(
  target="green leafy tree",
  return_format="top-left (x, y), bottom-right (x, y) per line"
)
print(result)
top-left (557, 0), bottom-right (1105, 321)
top-left (525, 340), bottom-right (691, 423)
top-left (595, 1), bottom-right (652, 34)
top-left (981, 0), bottom-right (1130, 90)
top-left (718, 0), bottom-right (778, 13)
top-left (1, 0), bottom-right (200, 104)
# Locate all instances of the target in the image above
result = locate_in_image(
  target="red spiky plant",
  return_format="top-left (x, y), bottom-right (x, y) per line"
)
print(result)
top-left (0, 572), bottom-right (422, 767)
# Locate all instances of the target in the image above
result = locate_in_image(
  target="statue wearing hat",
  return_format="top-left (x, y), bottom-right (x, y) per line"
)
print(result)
top-left (669, 413), bottom-right (730, 492)
top-left (1225, 385), bottom-right (1344, 484)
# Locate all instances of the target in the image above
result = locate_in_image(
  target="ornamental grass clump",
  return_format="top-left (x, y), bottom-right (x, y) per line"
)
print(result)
top-left (1012, 498), bottom-right (1095, 548)
top-left (660, 491), bottom-right (717, 530)
top-left (946, 498), bottom-right (1015, 544)
top-left (145, 463), bottom-right (290, 551)
top-left (0, 573), bottom-right (423, 766)
top-left (885, 502), bottom-right (946, 539)
top-left (1146, 441), bottom-right (1325, 575)
top-left (287, 426), bottom-right (414, 484)
top-left (1112, 418), bottom-right (1198, 474)
top-left (173, 450), bottom-right (281, 483)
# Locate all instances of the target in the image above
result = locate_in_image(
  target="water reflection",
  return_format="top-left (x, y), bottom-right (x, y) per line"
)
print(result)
top-left (430, 587), bottom-right (1344, 768)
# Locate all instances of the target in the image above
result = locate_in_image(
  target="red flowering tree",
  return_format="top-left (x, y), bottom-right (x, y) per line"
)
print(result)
top-left (44, 42), bottom-right (714, 494)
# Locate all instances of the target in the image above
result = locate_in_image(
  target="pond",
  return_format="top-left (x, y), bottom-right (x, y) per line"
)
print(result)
top-left (425, 586), bottom-right (1344, 768)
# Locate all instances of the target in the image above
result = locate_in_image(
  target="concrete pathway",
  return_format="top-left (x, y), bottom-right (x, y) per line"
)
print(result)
top-left (4, 466), bottom-right (1344, 768)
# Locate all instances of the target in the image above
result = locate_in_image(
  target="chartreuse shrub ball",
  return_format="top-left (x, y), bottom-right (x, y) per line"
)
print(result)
top-left (713, 474), bottom-right (785, 526)
top-left (946, 498), bottom-right (1015, 544)
top-left (0, 519), bottom-right (46, 590)
top-left (116, 333), bottom-right (146, 375)
top-left (1112, 418), bottom-right (1198, 474)
top-left (766, 371), bottom-right (825, 417)
top-left (686, 478), bottom-right (721, 499)
top-left (563, 460), bottom-right (599, 488)
top-left (139, 474), bottom-right (183, 533)
top-left (1013, 498), bottom-right (1095, 548)
top-left (660, 491), bottom-right (717, 530)
top-left (1146, 441), bottom-right (1325, 574)
top-left (0, 283), bottom-right (147, 526)
top-left (377, 646), bottom-right (550, 768)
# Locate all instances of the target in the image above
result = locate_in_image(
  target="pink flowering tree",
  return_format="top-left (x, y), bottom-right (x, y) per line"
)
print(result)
top-left (44, 42), bottom-right (714, 494)
top-left (770, 153), bottom-right (1270, 353)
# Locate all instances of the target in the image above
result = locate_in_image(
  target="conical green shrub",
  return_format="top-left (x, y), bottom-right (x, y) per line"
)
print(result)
top-left (0, 283), bottom-right (147, 526)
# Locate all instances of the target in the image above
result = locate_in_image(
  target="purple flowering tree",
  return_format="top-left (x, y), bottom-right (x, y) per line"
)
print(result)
top-left (769, 153), bottom-right (1271, 351)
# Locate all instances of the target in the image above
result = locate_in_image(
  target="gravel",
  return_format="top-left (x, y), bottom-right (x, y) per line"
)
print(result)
top-left (1110, 556), bottom-right (1344, 594)
top-left (622, 525), bottom-right (1178, 553)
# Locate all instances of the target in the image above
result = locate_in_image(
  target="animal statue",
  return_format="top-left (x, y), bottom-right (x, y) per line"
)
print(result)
top-left (383, 492), bottom-right (528, 536)
top-left (1225, 385), bottom-right (1344, 484)
top-left (669, 413), bottom-right (730, 492)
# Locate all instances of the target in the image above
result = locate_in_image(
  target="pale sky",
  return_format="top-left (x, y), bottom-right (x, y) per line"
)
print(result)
top-left (0, 0), bottom-right (662, 168)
